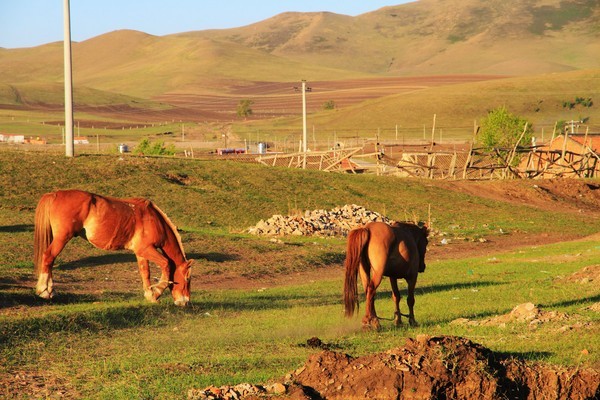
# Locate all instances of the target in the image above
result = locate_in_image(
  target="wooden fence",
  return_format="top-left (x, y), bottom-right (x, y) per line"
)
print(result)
top-left (394, 145), bottom-right (599, 179)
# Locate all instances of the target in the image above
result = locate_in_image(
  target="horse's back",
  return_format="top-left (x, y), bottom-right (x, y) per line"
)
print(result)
top-left (42, 190), bottom-right (94, 230)
top-left (363, 222), bottom-right (396, 270)
top-left (366, 221), bottom-right (420, 279)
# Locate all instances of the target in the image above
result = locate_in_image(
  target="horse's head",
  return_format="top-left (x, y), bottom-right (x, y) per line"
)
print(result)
top-left (171, 260), bottom-right (193, 306)
top-left (417, 225), bottom-right (429, 273)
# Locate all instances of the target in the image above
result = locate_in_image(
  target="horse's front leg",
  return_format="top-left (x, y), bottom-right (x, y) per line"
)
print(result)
top-left (406, 277), bottom-right (418, 327)
top-left (36, 236), bottom-right (69, 299)
top-left (136, 256), bottom-right (158, 302)
top-left (136, 247), bottom-right (171, 302)
top-left (390, 278), bottom-right (403, 326)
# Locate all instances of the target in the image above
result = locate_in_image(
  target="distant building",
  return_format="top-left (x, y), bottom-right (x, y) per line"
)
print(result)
top-left (74, 136), bottom-right (89, 144)
top-left (0, 134), bottom-right (25, 143)
top-left (520, 133), bottom-right (600, 178)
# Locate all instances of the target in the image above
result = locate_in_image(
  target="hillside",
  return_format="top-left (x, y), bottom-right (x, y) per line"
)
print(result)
top-left (301, 68), bottom-right (600, 134)
top-left (183, 0), bottom-right (600, 76)
top-left (0, 0), bottom-right (599, 139)
top-left (1, 0), bottom-right (598, 101)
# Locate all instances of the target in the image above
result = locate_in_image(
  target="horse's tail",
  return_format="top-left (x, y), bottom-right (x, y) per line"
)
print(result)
top-left (344, 227), bottom-right (370, 318)
top-left (34, 193), bottom-right (53, 277)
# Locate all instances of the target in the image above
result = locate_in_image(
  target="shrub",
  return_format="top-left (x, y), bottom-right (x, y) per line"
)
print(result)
top-left (478, 107), bottom-right (533, 165)
top-left (134, 138), bottom-right (176, 156)
top-left (323, 100), bottom-right (336, 110)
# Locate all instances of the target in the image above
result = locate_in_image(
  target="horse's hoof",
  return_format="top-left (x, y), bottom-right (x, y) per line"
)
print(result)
top-left (36, 288), bottom-right (54, 299)
top-left (362, 318), bottom-right (381, 331)
top-left (409, 319), bottom-right (419, 327)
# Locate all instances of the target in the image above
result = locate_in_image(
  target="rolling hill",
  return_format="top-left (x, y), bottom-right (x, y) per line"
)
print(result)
top-left (0, 0), bottom-right (598, 133)
top-left (192, 0), bottom-right (600, 75)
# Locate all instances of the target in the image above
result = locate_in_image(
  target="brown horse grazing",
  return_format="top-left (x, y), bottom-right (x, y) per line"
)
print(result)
top-left (34, 190), bottom-right (193, 306)
top-left (344, 221), bottom-right (429, 329)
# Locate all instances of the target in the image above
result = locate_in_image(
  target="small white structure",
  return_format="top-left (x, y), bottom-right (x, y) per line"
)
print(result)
top-left (74, 136), bottom-right (89, 144)
top-left (0, 134), bottom-right (25, 143)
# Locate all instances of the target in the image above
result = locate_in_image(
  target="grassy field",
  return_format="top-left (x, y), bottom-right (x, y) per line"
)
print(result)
top-left (2, 69), bottom-right (598, 153)
top-left (235, 69), bottom-right (600, 144)
top-left (0, 150), bottom-right (599, 398)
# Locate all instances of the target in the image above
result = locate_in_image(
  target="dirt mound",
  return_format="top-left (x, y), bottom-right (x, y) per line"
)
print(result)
top-left (436, 178), bottom-right (600, 214)
top-left (286, 336), bottom-right (599, 400)
top-left (450, 302), bottom-right (596, 333)
top-left (563, 264), bottom-right (600, 284)
top-left (189, 336), bottom-right (599, 400)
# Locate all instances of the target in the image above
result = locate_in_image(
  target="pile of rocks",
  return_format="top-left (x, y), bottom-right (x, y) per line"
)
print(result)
top-left (188, 382), bottom-right (287, 399)
top-left (247, 204), bottom-right (394, 237)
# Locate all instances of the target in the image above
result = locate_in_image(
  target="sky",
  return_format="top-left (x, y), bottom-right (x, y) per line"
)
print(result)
top-left (0, 1), bottom-right (413, 49)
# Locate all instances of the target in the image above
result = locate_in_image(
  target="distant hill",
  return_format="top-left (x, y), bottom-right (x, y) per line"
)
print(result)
top-left (0, 0), bottom-right (598, 106)
top-left (178, 0), bottom-right (600, 76)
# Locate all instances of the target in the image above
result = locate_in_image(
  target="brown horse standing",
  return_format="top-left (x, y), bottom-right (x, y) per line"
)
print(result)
top-left (34, 190), bottom-right (193, 306)
top-left (344, 221), bottom-right (429, 329)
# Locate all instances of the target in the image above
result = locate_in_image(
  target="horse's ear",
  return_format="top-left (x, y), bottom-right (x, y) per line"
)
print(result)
top-left (184, 262), bottom-right (192, 281)
top-left (421, 224), bottom-right (430, 237)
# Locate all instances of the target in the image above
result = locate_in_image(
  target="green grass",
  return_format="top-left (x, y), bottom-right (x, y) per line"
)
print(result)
top-left (0, 149), bottom-right (599, 398)
top-left (1, 238), bottom-right (598, 398)
top-left (0, 150), bottom-right (595, 238)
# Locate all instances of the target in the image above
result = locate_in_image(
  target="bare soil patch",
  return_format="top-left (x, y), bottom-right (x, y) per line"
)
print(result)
top-left (155, 75), bottom-right (505, 121)
top-left (562, 264), bottom-right (600, 285)
top-left (433, 178), bottom-right (600, 214)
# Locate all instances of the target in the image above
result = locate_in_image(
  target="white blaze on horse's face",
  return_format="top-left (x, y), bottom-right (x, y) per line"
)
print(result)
top-left (172, 260), bottom-right (192, 306)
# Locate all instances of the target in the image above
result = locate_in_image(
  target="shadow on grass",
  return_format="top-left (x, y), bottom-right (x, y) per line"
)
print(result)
top-left (541, 293), bottom-right (600, 309)
top-left (494, 350), bottom-right (554, 363)
top-left (0, 301), bottom-right (171, 345)
top-left (0, 224), bottom-right (34, 233)
top-left (188, 252), bottom-right (241, 263)
top-left (0, 289), bottom-right (138, 309)
top-left (59, 253), bottom-right (137, 270)
top-left (0, 285), bottom-right (342, 344)
top-left (375, 280), bottom-right (503, 299)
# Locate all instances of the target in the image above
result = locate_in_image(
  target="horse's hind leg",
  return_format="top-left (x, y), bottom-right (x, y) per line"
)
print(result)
top-left (36, 235), bottom-right (70, 299)
top-left (360, 266), bottom-right (382, 330)
top-left (406, 277), bottom-right (418, 327)
top-left (390, 278), bottom-right (403, 326)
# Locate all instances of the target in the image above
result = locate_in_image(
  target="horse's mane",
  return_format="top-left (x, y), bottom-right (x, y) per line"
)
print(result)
top-left (149, 201), bottom-right (186, 259)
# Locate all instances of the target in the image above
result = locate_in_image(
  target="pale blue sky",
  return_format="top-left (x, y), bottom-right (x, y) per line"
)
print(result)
top-left (0, 1), bottom-right (413, 49)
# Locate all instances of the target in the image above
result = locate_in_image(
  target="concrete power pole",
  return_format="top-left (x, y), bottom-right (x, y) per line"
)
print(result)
top-left (302, 80), bottom-right (307, 169)
top-left (63, 0), bottom-right (74, 157)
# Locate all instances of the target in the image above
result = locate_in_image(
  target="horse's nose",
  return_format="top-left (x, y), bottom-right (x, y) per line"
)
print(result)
top-left (174, 296), bottom-right (190, 307)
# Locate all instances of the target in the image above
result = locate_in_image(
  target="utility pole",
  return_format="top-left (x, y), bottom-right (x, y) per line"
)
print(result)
top-left (302, 80), bottom-right (308, 169)
top-left (63, 0), bottom-right (74, 157)
top-left (293, 81), bottom-right (311, 168)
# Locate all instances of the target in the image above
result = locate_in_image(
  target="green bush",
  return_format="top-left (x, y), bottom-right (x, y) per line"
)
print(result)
top-left (478, 107), bottom-right (533, 150)
top-left (323, 100), bottom-right (336, 110)
top-left (478, 106), bottom-right (533, 165)
top-left (134, 138), bottom-right (176, 156)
